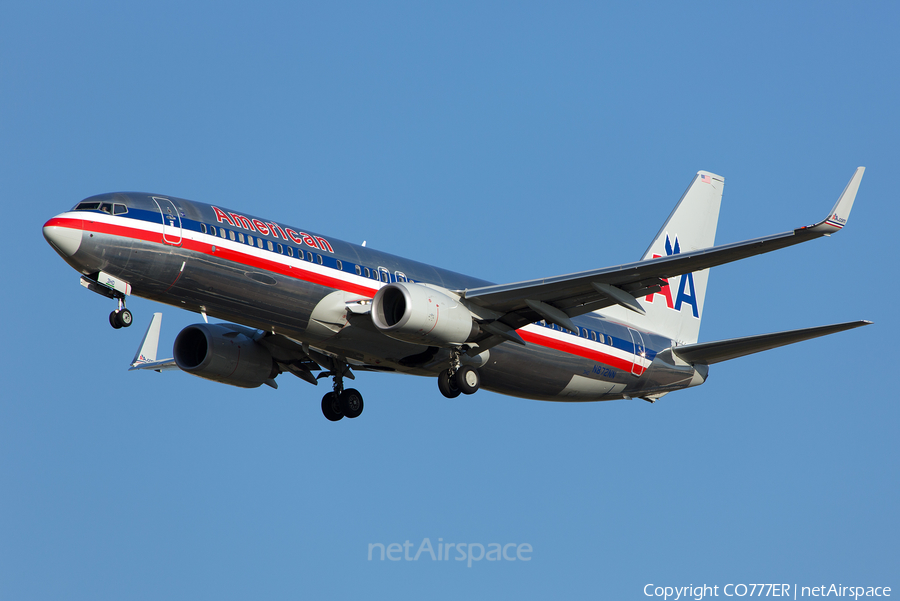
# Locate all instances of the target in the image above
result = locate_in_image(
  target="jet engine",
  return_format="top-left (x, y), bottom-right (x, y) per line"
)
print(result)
top-left (371, 282), bottom-right (479, 346)
top-left (173, 324), bottom-right (277, 388)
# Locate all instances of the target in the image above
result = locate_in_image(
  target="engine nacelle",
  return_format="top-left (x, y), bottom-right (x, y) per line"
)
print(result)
top-left (371, 282), bottom-right (479, 346)
top-left (173, 324), bottom-right (277, 388)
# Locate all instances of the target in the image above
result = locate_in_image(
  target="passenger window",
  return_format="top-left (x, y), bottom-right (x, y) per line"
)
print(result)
top-left (316, 255), bottom-right (323, 265)
top-left (229, 230), bottom-right (235, 241)
top-left (287, 246), bottom-right (293, 257)
top-left (581, 328), bottom-right (588, 338)
top-left (220, 228), bottom-right (227, 239)
top-left (113, 204), bottom-right (128, 215)
top-left (364, 267), bottom-right (371, 278)
top-left (276, 243), bottom-right (282, 253)
top-left (200, 224), bottom-right (207, 234)
top-left (591, 331), bottom-right (597, 342)
top-left (257, 238), bottom-right (263, 248)
top-left (355, 265), bottom-right (361, 276)
top-left (238, 233), bottom-right (245, 243)
top-left (267, 241), bottom-right (274, 251)
top-left (246, 235), bottom-right (252, 245)
top-left (209, 226), bottom-right (216, 236)
top-left (307, 251), bottom-right (314, 262)
top-left (336, 259), bottom-right (342, 270)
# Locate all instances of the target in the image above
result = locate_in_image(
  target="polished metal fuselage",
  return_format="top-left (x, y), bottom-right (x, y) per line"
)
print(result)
top-left (46, 192), bottom-right (706, 402)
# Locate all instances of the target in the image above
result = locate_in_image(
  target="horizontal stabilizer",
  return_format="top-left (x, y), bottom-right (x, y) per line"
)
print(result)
top-left (672, 320), bottom-right (871, 365)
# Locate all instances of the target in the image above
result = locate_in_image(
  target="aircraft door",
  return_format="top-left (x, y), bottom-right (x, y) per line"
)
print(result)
top-left (628, 328), bottom-right (646, 376)
top-left (152, 197), bottom-right (183, 246)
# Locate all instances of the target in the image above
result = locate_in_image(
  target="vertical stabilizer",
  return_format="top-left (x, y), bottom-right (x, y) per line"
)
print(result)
top-left (605, 171), bottom-right (723, 345)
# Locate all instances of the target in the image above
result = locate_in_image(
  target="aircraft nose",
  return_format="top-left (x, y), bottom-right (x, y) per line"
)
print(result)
top-left (43, 218), bottom-right (83, 257)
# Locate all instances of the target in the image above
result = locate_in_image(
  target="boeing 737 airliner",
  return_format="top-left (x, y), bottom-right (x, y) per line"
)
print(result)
top-left (43, 168), bottom-right (869, 421)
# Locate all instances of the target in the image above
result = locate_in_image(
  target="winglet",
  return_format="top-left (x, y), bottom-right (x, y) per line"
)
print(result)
top-left (132, 313), bottom-right (162, 365)
top-left (129, 313), bottom-right (177, 371)
top-left (804, 167), bottom-right (865, 234)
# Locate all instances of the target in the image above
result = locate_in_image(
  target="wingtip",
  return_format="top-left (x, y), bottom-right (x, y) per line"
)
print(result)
top-left (804, 167), bottom-right (865, 234)
top-left (130, 312), bottom-right (163, 366)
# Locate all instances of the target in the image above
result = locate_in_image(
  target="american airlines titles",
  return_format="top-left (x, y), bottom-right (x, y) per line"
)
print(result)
top-left (211, 206), bottom-right (334, 253)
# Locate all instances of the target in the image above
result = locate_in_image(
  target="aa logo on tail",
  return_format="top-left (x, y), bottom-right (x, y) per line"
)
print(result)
top-left (645, 234), bottom-right (699, 318)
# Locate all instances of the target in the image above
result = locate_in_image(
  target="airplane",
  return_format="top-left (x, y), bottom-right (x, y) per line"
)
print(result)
top-left (43, 167), bottom-right (870, 421)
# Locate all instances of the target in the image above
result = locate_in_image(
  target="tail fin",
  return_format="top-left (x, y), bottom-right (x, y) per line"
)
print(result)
top-left (637, 171), bottom-right (724, 344)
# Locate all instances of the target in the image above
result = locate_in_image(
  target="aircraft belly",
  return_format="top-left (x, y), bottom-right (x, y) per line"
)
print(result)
top-left (558, 375), bottom-right (626, 400)
top-left (478, 342), bottom-right (632, 402)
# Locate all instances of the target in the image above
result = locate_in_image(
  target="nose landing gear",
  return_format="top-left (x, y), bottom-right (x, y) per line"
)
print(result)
top-left (109, 298), bottom-right (133, 329)
top-left (80, 273), bottom-right (134, 329)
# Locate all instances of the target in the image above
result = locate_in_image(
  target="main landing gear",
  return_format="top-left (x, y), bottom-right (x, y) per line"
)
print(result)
top-left (437, 350), bottom-right (481, 399)
top-left (320, 362), bottom-right (364, 422)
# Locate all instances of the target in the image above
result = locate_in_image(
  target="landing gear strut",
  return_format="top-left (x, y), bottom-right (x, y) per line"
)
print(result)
top-left (319, 360), bottom-right (364, 421)
top-left (79, 274), bottom-right (134, 329)
top-left (438, 349), bottom-right (481, 398)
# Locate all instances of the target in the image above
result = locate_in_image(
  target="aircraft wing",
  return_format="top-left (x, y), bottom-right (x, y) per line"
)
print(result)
top-left (462, 167), bottom-right (864, 330)
top-left (671, 320), bottom-right (871, 365)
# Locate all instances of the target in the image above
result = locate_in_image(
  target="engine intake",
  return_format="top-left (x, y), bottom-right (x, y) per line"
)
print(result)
top-left (173, 324), bottom-right (277, 388)
top-left (371, 282), bottom-right (479, 346)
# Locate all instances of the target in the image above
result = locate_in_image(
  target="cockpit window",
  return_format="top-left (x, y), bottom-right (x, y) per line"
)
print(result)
top-left (73, 200), bottom-right (128, 214)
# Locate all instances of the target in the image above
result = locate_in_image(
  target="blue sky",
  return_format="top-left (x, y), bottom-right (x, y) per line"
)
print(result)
top-left (2, 2), bottom-right (897, 599)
